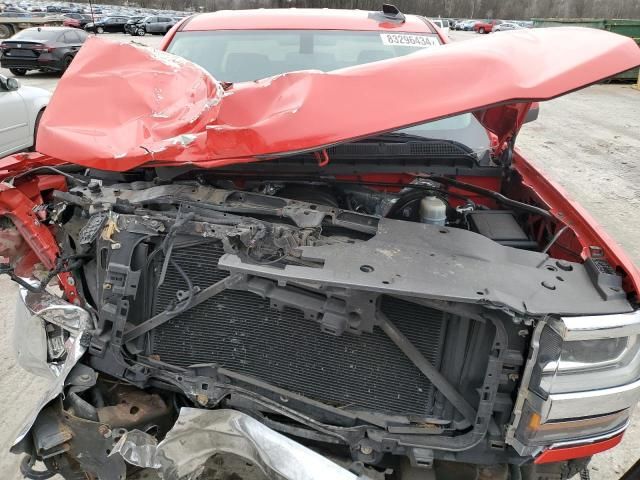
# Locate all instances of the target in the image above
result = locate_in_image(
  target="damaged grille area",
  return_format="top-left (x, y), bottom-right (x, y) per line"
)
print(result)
top-left (150, 242), bottom-right (448, 416)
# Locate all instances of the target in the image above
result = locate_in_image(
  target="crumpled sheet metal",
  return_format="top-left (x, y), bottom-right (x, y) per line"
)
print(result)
top-left (112, 408), bottom-right (362, 480)
top-left (12, 287), bottom-right (91, 445)
top-left (36, 28), bottom-right (640, 172)
top-left (37, 37), bottom-right (224, 170)
top-left (111, 429), bottom-right (162, 469)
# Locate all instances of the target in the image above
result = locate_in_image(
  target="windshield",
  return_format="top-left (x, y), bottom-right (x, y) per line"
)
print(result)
top-left (167, 29), bottom-right (491, 161)
top-left (167, 30), bottom-right (442, 82)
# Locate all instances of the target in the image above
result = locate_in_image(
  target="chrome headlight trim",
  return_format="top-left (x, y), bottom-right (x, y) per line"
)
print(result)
top-left (558, 310), bottom-right (640, 341)
top-left (548, 420), bottom-right (630, 449)
top-left (543, 377), bottom-right (640, 420)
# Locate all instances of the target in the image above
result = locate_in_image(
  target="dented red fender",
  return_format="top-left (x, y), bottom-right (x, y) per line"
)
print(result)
top-left (36, 27), bottom-right (640, 171)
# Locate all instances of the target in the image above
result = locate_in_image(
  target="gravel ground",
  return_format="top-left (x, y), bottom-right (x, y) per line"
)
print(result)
top-left (0, 30), bottom-right (639, 480)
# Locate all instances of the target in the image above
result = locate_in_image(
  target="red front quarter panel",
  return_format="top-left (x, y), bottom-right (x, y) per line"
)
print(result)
top-left (513, 149), bottom-right (640, 296)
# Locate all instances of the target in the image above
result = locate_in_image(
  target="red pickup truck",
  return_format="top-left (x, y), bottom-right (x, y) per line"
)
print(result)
top-left (4, 7), bottom-right (640, 480)
top-left (474, 19), bottom-right (503, 33)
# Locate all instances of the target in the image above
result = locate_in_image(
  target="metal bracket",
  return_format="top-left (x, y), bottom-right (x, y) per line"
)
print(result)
top-left (123, 273), bottom-right (244, 343)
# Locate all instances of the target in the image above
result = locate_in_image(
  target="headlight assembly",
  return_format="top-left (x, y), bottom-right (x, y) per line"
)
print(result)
top-left (515, 401), bottom-right (629, 446)
top-left (530, 314), bottom-right (640, 398)
top-left (508, 310), bottom-right (640, 456)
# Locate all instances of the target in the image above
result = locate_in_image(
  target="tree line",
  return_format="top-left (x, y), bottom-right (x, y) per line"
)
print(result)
top-left (115, 0), bottom-right (640, 20)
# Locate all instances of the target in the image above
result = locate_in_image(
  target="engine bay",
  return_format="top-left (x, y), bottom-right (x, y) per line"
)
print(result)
top-left (3, 166), bottom-right (634, 479)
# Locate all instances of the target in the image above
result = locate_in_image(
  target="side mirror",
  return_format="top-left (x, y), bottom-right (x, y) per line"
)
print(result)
top-left (6, 77), bottom-right (19, 91)
top-left (524, 103), bottom-right (539, 124)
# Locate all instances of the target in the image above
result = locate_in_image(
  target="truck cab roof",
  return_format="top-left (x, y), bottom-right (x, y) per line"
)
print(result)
top-left (182, 8), bottom-right (438, 33)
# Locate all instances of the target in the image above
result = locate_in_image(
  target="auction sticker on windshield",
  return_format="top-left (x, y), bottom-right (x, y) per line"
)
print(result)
top-left (380, 33), bottom-right (440, 48)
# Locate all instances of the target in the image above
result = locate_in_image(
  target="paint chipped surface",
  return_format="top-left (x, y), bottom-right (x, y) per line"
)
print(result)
top-left (170, 134), bottom-right (197, 146)
top-left (33, 29), bottom-right (640, 172)
top-left (376, 248), bottom-right (402, 259)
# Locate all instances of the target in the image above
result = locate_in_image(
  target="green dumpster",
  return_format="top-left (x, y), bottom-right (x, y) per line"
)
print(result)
top-left (532, 18), bottom-right (640, 81)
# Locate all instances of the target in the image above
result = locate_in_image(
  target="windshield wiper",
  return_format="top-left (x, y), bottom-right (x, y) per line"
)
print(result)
top-left (353, 132), bottom-right (480, 159)
top-left (355, 132), bottom-right (441, 143)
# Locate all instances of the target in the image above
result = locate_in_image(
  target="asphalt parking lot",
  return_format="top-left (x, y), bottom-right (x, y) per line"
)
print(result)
top-left (0, 29), bottom-right (639, 479)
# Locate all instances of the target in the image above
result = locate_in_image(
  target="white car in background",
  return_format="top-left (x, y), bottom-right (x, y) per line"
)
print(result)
top-left (0, 74), bottom-right (49, 157)
top-left (429, 18), bottom-right (450, 36)
top-left (494, 22), bottom-right (524, 32)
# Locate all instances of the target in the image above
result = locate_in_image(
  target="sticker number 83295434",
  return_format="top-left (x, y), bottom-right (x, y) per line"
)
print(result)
top-left (380, 33), bottom-right (441, 48)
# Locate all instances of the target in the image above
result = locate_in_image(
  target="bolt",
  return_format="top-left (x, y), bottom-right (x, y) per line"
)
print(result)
top-left (556, 260), bottom-right (573, 272)
top-left (88, 180), bottom-right (101, 193)
top-left (359, 444), bottom-right (373, 455)
top-left (195, 394), bottom-right (208, 406)
top-left (78, 374), bottom-right (91, 383)
top-left (67, 276), bottom-right (75, 286)
top-left (111, 242), bottom-right (121, 250)
top-left (518, 329), bottom-right (528, 337)
top-left (98, 425), bottom-right (111, 438)
top-left (541, 281), bottom-right (556, 290)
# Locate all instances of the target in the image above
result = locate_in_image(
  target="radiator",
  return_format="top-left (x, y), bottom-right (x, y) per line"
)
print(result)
top-left (150, 242), bottom-right (447, 416)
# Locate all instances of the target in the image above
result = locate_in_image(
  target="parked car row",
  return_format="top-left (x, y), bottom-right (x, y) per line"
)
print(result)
top-left (1, 0), bottom-right (190, 26)
top-left (452, 18), bottom-right (533, 33)
top-left (1, 3), bottom-right (91, 15)
top-left (76, 14), bottom-right (181, 35)
top-left (0, 12), bottom-right (186, 76)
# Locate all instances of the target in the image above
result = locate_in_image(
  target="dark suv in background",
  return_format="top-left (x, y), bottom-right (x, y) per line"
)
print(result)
top-left (84, 16), bottom-right (129, 34)
top-left (132, 15), bottom-right (180, 36)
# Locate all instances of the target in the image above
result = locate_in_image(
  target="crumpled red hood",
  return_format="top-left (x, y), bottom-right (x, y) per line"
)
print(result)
top-left (36, 27), bottom-right (640, 171)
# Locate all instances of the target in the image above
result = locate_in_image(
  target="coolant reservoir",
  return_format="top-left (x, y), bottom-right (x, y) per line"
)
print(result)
top-left (419, 195), bottom-right (447, 225)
